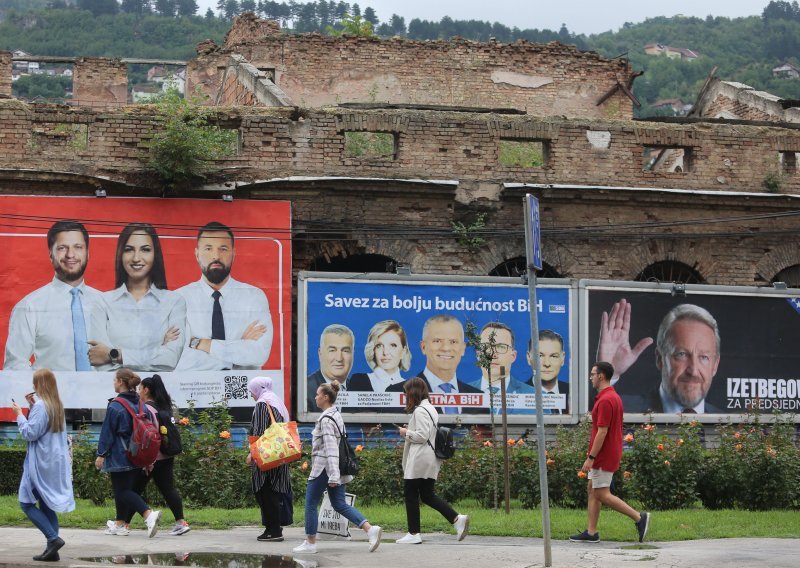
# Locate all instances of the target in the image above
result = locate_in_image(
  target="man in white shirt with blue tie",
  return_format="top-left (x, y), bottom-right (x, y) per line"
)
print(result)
top-left (388, 314), bottom-right (481, 413)
top-left (176, 221), bottom-right (273, 371)
top-left (4, 220), bottom-right (103, 371)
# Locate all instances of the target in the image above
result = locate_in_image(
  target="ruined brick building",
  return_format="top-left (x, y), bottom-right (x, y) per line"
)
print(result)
top-left (1, 13), bottom-right (800, 287)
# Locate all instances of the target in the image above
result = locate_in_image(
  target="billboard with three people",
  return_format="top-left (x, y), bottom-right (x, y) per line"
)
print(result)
top-left (0, 195), bottom-right (292, 418)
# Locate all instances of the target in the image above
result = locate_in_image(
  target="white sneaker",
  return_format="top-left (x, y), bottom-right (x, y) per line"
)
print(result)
top-left (454, 514), bottom-right (470, 541)
top-left (145, 510), bottom-right (161, 538)
top-left (396, 532), bottom-right (422, 544)
top-left (104, 523), bottom-right (129, 536)
top-left (367, 525), bottom-right (383, 552)
top-left (169, 522), bottom-right (191, 536)
top-left (292, 540), bottom-right (318, 554)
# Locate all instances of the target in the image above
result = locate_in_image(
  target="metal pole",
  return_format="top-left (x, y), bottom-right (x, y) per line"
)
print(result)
top-left (524, 195), bottom-right (552, 567)
top-left (500, 365), bottom-right (511, 514)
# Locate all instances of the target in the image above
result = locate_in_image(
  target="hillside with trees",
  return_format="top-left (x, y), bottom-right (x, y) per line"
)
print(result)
top-left (2, 1), bottom-right (800, 115)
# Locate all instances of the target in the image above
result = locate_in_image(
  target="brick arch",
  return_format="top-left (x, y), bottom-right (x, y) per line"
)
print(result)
top-left (616, 240), bottom-right (715, 283)
top-left (478, 239), bottom-right (578, 278)
top-left (755, 243), bottom-right (800, 284)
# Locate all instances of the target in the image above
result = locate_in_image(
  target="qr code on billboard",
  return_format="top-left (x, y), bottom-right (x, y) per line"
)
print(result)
top-left (224, 376), bottom-right (249, 400)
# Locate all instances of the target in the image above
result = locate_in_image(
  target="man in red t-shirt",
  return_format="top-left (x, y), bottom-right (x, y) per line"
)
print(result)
top-left (570, 362), bottom-right (650, 543)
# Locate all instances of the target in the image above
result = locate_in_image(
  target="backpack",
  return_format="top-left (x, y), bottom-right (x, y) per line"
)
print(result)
top-left (421, 406), bottom-right (456, 460)
top-left (323, 415), bottom-right (359, 476)
top-left (156, 408), bottom-right (182, 456)
top-left (114, 397), bottom-right (161, 467)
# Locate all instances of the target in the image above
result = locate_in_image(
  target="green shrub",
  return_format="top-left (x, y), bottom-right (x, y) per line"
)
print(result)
top-left (626, 421), bottom-right (703, 510)
top-left (0, 447), bottom-right (25, 495)
top-left (547, 421), bottom-right (591, 509)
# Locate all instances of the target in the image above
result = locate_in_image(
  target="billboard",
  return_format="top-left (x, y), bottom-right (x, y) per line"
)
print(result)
top-left (298, 273), bottom-right (574, 423)
top-left (584, 282), bottom-right (800, 420)
top-left (0, 196), bottom-right (292, 417)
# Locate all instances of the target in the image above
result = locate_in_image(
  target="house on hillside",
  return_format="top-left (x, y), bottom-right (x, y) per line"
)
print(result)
top-left (644, 43), bottom-right (698, 61)
top-left (772, 62), bottom-right (800, 79)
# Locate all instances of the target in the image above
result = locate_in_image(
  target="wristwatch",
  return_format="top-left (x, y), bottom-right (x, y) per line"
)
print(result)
top-left (109, 348), bottom-right (120, 364)
top-left (189, 337), bottom-right (201, 350)
top-left (588, 454), bottom-right (596, 460)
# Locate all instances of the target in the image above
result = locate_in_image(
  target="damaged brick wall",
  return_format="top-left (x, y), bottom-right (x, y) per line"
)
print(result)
top-left (0, 51), bottom-right (11, 97)
top-left (192, 14), bottom-right (635, 118)
top-left (72, 57), bottom-right (128, 108)
top-left (2, 105), bottom-right (800, 194)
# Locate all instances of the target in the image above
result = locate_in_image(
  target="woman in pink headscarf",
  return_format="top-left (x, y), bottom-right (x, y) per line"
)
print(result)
top-left (245, 376), bottom-right (293, 543)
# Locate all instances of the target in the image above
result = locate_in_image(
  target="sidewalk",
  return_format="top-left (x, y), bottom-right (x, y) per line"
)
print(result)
top-left (0, 526), bottom-right (798, 568)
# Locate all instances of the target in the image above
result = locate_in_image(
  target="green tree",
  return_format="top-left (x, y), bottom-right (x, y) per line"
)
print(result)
top-left (326, 13), bottom-right (372, 36)
top-left (76, 0), bottom-right (119, 16)
top-left (145, 88), bottom-right (239, 188)
top-left (176, 0), bottom-right (198, 16)
top-left (362, 5), bottom-right (376, 25)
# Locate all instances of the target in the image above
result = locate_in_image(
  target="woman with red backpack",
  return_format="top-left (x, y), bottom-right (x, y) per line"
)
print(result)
top-left (95, 368), bottom-right (162, 538)
top-left (118, 374), bottom-right (190, 536)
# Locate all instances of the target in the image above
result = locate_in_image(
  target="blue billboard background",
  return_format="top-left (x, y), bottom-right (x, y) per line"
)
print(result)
top-left (304, 279), bottom-right (570, 415)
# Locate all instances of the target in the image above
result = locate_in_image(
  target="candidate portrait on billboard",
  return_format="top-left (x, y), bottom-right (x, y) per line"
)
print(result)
top-left (0, 196), bottom-right (292, 414)
top-left (300, 276), bottom-right (572, 421)
top-left (588, 287), bottom-right (800, 416)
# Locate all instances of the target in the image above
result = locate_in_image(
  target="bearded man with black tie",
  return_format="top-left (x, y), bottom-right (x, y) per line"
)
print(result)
top-left (176, 221), bottom-right (272, 371)
top-left (4, 220), bottom-right (105, 371)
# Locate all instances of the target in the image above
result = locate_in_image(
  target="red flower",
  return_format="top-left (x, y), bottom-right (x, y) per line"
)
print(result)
top-left (577, 471), bottom-right (587, 478)
top-left (178, 417), bottom-right (190, 426)
top-left (219, 430), bottom-right (231, 439)
top-left (624, 433), bottom-right (634, 443)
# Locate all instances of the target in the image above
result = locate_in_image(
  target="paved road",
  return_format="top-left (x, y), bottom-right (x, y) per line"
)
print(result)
top-left (0, 526), bottom-right (798, 567)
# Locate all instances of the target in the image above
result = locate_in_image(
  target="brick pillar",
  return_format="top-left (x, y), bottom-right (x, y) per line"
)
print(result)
top-left (72, 57), bottom-right (128, 108)
top-left (0, 51), bottom-right (12, 98)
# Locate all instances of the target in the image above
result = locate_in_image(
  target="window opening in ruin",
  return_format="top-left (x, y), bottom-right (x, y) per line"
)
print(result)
top-left (310, 253), bottom-right (396, 273)
top-left (129, 63), bottom-right (187, 103)
top-left (642, 146), bottom-right (692, 173)
top-left (779, 151), bottom-right (798, 174)
top-left (635, 260), bottom-right (705, 284)
top-left (12, 61), bottom-right (73, 104)
top-left (771, 265), bottom-right (800, 288)
top-left (31, 123), bottom-right (89, 152)
top-left (343, 131), bottom-right (397, 160)
top-left (489, 256), bottom-right (562, 278)
top-left (257, 67), bottom-right (276, 82)
top-left (499, 139), bottom-right (547, 167)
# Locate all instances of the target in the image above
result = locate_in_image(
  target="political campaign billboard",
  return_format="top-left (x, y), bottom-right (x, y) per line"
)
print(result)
top-left (584, 281), bottom-right (800, 420)
top-left (0, 195), bottom-right (291, 418)
top-left (298, 273), bottom-right (574, 423)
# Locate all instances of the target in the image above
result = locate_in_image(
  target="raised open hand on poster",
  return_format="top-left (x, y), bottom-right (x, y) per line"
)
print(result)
top-left (241, 320), bottom-right (268, 341)
top-left (597, 298), bottom-right (653, 381)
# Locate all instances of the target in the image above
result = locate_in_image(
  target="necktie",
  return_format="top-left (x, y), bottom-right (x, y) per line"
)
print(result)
top-left (70, 288), bottom-right (91, 371)
top-left (439, 382), bottom-right (458, 415)
top-left (489, 387), bottom-right (500, 414)
top-left (682, 408), bottom-right (697, 414)
top-left (211, 290), bottom-right (225, 340)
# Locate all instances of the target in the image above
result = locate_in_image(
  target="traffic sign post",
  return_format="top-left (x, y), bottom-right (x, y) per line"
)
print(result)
top-left (524, 194), bottom-right (551, 567)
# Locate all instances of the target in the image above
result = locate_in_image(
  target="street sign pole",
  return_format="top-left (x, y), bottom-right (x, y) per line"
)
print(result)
top-left (524, 194), bottom-right (552, 567)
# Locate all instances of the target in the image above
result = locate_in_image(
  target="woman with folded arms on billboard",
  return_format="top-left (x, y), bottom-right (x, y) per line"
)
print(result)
top-left (88, 223), bottom-right (187, 372)
top-left (11, 369), bottom-right (74, 562)
top-left (347, 320), bottom-right (411, 392)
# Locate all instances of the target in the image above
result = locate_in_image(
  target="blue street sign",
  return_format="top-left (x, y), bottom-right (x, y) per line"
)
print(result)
top-left (527, 194), bottom-right (542, 270)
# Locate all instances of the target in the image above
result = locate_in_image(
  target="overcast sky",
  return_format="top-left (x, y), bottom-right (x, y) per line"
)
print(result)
top-left (195, 0), bottom-right (763, 35)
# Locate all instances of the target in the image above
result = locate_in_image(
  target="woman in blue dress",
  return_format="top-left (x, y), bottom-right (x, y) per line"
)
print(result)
top-left (12, 368), bottom-right (75, 562)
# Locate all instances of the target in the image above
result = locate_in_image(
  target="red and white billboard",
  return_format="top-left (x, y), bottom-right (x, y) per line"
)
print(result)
top-left (0, 195), bottom-right (291, 417)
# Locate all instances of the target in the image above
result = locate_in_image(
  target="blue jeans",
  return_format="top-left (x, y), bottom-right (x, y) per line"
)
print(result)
top-left (304, 470), bottom-right (367, 537)
top-left (20, 488), bottom-right (59, 542)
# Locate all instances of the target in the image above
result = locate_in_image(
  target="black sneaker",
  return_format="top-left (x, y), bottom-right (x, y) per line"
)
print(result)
top-left (635, 511), bottom-right (650, 543)
top-left (257, 531), bottom-right (284, 542)
top-left (569, 530), bottom-right (600, 543)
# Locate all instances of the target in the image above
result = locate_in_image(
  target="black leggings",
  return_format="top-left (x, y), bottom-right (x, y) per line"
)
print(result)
top-left (123, 458), bottom-right (184, 523)
top-left (110, 469), bottom-right (149, 521)
top-left (403, 478), bottom-right (458, 534)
